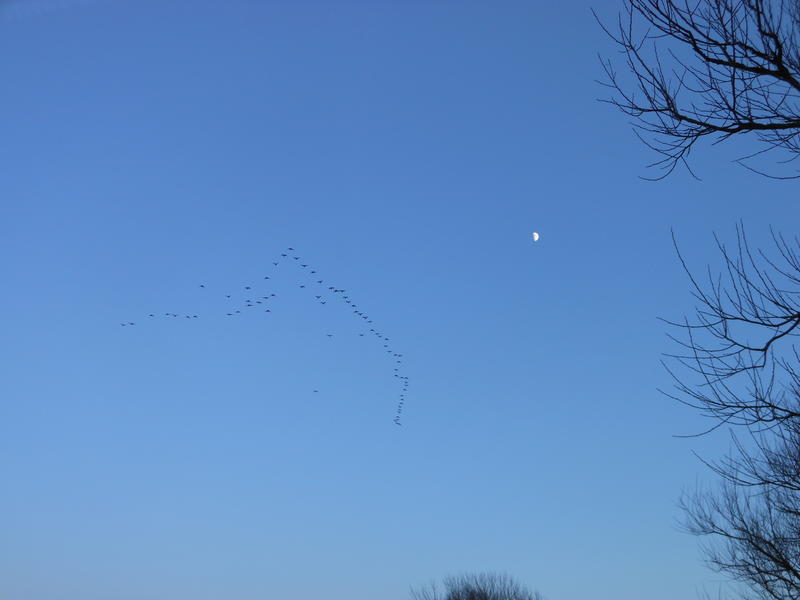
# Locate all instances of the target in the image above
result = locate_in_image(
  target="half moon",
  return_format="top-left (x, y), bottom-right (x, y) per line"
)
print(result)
top-left (532, 232), bottom-right (540, 242)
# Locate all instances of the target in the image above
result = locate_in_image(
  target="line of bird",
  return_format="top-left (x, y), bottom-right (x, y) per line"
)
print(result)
top-left (120, 247), bottom-right (409, 425)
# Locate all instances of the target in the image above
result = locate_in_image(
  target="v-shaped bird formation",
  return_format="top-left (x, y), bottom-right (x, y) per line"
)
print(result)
top-left (119, 247), bottom-right (409, 425)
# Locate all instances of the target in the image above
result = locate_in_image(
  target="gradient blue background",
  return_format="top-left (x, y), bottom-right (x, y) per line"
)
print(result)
top-left (1, 1), bottom-right (797, 599)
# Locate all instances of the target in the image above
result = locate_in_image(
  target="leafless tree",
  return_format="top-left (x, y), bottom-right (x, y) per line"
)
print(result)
top-left (664, 224), bottom-right (800, 432)
top-left (667, 225), bottom-right (800, 599)
top-left (410, 572), bottom-right (543, 600)
top-left (597, 0), bottom-right (800, 178)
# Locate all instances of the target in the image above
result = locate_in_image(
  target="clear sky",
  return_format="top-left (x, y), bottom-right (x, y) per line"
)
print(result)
top-left (2, 1), bottom-right (798, 599)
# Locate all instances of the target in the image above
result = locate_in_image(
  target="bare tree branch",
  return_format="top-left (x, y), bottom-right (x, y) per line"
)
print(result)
top-left (597, 0), bottom-right (800, 178)
top-left (669, 226), bottom-right (800, 599)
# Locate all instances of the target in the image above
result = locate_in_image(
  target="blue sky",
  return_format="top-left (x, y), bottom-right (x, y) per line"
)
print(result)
top-left (2, 1), bottom-right (799, 599)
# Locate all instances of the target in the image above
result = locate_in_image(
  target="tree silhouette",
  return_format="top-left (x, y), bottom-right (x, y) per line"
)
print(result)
top-left (410, 573), bottom-right (543, 600)
top-left (597, 0), bottom-right (800, 178)
top-left (667, 225), bottom-right (800, 598)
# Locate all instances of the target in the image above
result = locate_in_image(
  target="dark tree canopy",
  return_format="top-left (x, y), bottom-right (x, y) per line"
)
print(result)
top-left (598, 0), bottom-right (800, 178)
top-left (410, 573), bottom-right (543, 600)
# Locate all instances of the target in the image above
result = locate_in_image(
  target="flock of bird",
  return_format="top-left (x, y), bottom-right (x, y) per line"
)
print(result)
top-left (120, 247), bottom-right (409, 425)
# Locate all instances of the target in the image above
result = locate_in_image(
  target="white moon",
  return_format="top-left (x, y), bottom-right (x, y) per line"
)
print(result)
top-left (532, 232), bottom-right (540, 242)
